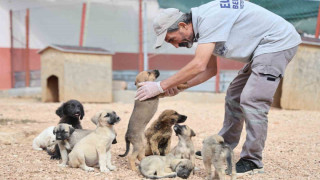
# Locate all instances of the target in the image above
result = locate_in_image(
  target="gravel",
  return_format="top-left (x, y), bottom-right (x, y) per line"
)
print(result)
top-left (0, 97), bottom-right (319, 180)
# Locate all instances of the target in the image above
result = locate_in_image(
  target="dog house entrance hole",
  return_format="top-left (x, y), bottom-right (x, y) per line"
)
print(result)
top-left (46, 75), bottom-right (59, 102)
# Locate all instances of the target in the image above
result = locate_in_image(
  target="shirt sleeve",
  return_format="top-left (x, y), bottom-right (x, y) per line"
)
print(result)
top-left (197, 8), bottom-right (241, 44)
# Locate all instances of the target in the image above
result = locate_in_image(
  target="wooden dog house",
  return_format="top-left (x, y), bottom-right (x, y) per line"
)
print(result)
top-left (39, 44), bottom-right (113, 103)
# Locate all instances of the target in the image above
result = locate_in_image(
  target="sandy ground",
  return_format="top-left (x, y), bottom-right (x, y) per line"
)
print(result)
top-left (0, 97), bottom-right (319, 180)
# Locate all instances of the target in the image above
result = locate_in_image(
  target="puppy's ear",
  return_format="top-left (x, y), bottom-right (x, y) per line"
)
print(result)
top-left (91, 111), bottom-right (102, 125)
top-left (69, 126), bottom-right (75, 135)
top-left (191, 129), bottom-right (196, 137)
top-left (55, 103), bottom-right (64, 117)
top-left (53, 127), bottom-right (56, 135)
top-left (80, 103), bottom-right (85, 120)
top-left (154, 122), bottom-right (162, 130)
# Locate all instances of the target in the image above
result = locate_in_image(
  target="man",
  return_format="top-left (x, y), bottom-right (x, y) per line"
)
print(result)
top-left (135, 0), bottom-right (301, 176)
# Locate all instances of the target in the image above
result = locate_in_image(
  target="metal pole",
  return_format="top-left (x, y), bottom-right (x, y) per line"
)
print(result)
top-left (25, 8), bottom-right (30, 87)
top-left (10, 10), bottom-right (14, 88)
top-left (315, 2), bottom-right (320, 39)
top-left (143, 0), bottom-right (148, 71)
top-left (79, 3), bottom-right (86, 46)
top-left (139, 0), bottom-right (144, 72)
top-left (83, 0), bottom-right (91, 46)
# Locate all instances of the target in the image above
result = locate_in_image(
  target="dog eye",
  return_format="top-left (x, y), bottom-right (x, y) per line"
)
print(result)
top-left (105, 113), bottom-right (110, 117)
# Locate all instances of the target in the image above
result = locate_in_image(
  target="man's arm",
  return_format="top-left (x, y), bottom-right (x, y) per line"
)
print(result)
top-left (160, 42), bottom-right (216, 91)
top-left (186, 55), bottom-right (217, 88)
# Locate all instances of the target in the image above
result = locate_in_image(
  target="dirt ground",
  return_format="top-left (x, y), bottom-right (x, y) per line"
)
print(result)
top-left (0, 96), bottom-right (319, 180)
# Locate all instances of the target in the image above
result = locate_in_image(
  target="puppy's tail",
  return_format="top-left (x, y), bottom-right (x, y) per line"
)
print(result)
top-left (223, 143), bottom-right (235, 176)
top-left (139, 165), bottom-right (177, 179)
top-left (119, 136), bottom-right (130, 157)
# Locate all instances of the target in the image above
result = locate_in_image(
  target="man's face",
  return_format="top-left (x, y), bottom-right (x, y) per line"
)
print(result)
top-left (165, 23), bottom-right (194, 48)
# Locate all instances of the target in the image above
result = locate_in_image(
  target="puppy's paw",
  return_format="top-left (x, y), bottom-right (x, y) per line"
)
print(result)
top-left (85, 167), bottom-right (95, 172)
top-left (108, 165), bottom-right (116, 171)
top-left (100, 168), bottom-right (110, 173)
top-left (50, 155), bottom-right (61, 160)
top-left (58, 164), bottom-right (68, 168)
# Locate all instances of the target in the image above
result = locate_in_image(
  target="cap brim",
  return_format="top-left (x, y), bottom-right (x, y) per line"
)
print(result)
top-left (153, 30), bottom-right (167, 49)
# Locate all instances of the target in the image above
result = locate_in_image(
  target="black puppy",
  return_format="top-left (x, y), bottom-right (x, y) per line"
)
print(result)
top-left (48, 99), bottom-right (85, 159)
top-left (56, 99), bottom-right (85, 129)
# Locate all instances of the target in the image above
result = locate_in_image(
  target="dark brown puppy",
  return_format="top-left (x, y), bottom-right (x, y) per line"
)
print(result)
top-left (48, 99), bottom-right (85, 159)
top-left (145, 110), bottom-right (187, 156)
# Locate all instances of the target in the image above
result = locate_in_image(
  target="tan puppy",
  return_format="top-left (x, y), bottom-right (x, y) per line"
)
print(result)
top-left (171, 124), bottom-right (196, 168)
top-left (145, 110), bottom-right (187, 156)
top-left (119, 70), bottom-right (189, 171)
top-left (53, 124), bottom-right (93, 167)
top-left (68, 110), bottom-right (120, 172)
top-left (119, 70), bottom-right (160, 171)
top-left (202, 135), bottom-right (236, 180)
top-left (139, 153), bottom-right (193, 179)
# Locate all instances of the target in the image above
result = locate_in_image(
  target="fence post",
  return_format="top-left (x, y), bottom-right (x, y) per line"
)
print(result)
top-left (25, 8), bottom-right (30, 87)
top-left (79, 3), bottom-right (86, 47)
top-left (139, 0), bottom-right (144, 72)
top-left (315, 2), bottom-right (320, 39)
top-left (10, 10), bottom-right (14, 88)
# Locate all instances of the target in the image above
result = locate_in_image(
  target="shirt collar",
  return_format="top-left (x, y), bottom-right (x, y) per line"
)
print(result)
top-left (191, 7), bottom-right (199, 42)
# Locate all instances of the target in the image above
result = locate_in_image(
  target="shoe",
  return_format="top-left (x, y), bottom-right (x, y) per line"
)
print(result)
top-left (236, 158), bottom-right (264, 176)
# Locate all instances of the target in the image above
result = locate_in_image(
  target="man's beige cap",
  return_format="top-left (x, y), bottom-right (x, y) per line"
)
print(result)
top-left (153, 8), bottom-right (184, 49)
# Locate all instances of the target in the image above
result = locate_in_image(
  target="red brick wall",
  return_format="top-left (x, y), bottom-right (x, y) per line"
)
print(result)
top-left (0, 47), bottom-right (12, 89)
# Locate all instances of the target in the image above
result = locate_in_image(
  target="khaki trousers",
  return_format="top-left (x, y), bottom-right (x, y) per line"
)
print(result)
top-left (218, 46), bottom-right (298, 167)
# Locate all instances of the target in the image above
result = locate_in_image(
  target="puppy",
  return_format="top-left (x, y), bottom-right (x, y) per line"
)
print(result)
top-left (145, 110), bottom-right (187, 156)
top-left (68, 110), bottom-right (120, 172)
top-left (139, 153), bottom-right (193, 179)
top-left (202, 135), bottom-right (236, 180)
top-left (119, 70), bottom-right (161, 171)
top-left (53, 123), bottom-right (93, 167)
top-left (119, 70), bottom-right (189, 171)
top-left (49, 99), bottom-right (85, 159)
top-left (32, 126), bottom-right (56, 151)
top-left (56, 99), bottom-right (85, 129)
top-left (171, 124), bottom-right (196, 168)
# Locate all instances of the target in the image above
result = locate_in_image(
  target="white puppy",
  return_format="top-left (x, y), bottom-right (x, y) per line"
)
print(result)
top-left (32, 126), bottom-right (56, 151)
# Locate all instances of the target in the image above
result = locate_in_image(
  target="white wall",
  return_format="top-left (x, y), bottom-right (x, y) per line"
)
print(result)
top-left (0, 5), bottom-right (10, 47)
top-left (0, 0), bottom-right (196, 54)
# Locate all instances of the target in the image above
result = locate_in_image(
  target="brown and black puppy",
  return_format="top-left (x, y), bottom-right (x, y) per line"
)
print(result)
top-left (48, 99), bottom-right (85, 160)
top-left (145, 110), bottom-right (187, 156)
top-left (171, 124), bottom-right (196, 168)
top-left (119, 70), bottom-right (160, 171)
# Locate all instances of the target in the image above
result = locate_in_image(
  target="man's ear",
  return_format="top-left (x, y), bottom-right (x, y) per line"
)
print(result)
top-left (178, 22), bottom-right (187, 29)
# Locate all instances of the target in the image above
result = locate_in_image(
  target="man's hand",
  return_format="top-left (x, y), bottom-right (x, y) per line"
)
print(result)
top-left (135, 81), bottom-right (164, 101)
top-left (164, 87), bottom-right (181, 97)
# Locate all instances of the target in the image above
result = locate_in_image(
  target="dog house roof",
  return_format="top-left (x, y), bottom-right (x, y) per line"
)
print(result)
top-left (38, 44), bottom-right (114, 55)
